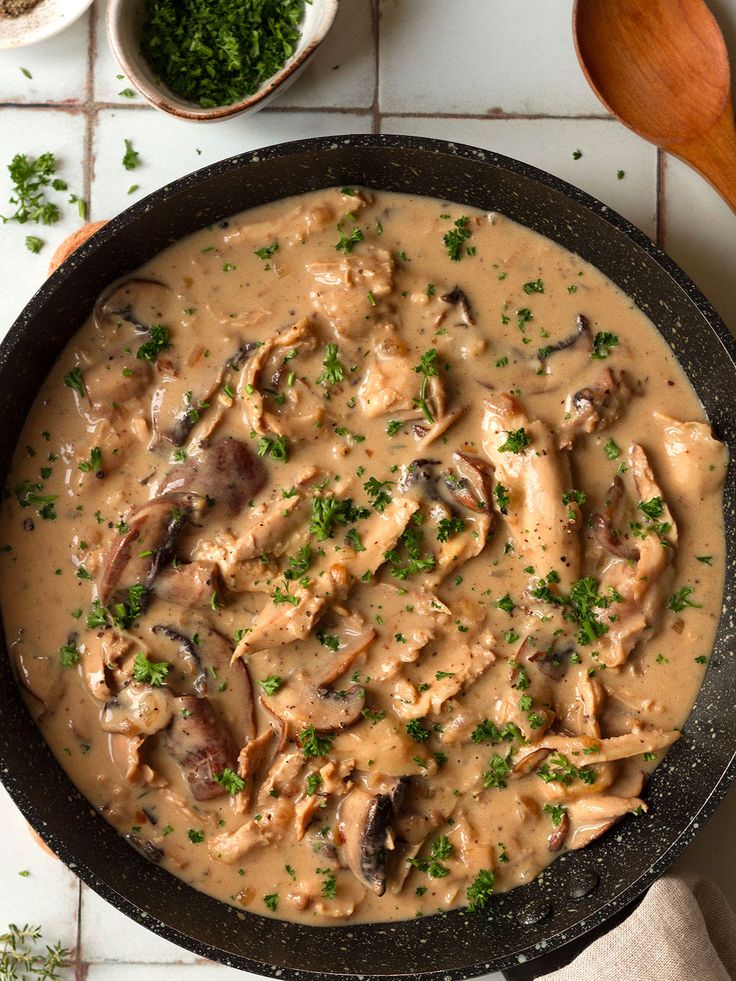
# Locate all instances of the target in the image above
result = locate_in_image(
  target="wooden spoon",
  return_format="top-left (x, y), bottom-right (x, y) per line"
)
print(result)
top-left (573, 0), bottom-right (736, 213)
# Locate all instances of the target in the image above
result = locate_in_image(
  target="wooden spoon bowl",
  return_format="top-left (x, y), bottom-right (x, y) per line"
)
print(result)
top-left (574, 0), bottom-right (736, 212)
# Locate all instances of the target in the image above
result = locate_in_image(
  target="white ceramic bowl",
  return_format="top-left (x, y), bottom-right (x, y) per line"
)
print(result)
top-left (0, 0), bottom-right (93, 50)
top-left (106, 0), bottom-right (339, 122)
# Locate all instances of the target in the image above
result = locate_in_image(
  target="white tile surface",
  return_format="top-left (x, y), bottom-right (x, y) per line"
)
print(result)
top-left (662, 153), bottom-right (736, 335)
top-left (274, 0), bottom-right (376, 108)
top-left (80, 885), bottom-right (198, 964)
top-left (0, 10), bottom-right (90, 105)
top-left (92, 0), bottom-right (142, 105)
top-left (86, 964), bottom-right (263, 980)
top-left (0, 107), bottom-right (87, 332)
top-left (382, 115), bottom-right (658, 237)
top-left (0, 785), bottom-right (79, 952)
top-left (91, 107), bottom-right (373, 219)
top-left (379, 0), bottom-right (604, 117)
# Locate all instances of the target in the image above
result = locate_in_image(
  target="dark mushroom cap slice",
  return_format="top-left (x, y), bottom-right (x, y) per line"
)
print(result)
top-left (151, 624), bottom-right (207, 697)
top-left (165, 695), bottom-right (235, 801)
top-left (338, 786), bottom-right (401, 896)
top-left (443, 451), bottom-right (496, 513)
top-left (158, 438), bottom-right (267, 517)
top-left (94, 277), bottom-right (170, 333)
top-left (262, 681), bottom-right (365, 733)
top-left (99, 492), bottom-right (203, 605)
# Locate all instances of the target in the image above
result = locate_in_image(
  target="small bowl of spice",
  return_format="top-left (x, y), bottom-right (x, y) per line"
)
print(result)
top-left (107, 0), bottom-right (339, 121)
top-left (0, 0), bottom-right (93, 49)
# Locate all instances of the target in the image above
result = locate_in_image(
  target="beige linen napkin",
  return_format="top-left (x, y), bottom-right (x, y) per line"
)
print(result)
top-left (538, 875), bottom-right (736, 981)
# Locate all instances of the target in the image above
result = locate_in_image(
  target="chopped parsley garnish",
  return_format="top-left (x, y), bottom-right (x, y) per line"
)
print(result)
top-left (523, 278), bottom-right (544, 294)
top-left (696, 555), bottom-right (713, 565)
top-left (346, 527), bottom-right (365, 552)
top-left (187, 828), bottom-right (204, 843)
top-left (409, 835), bottom-right (453, 878)
top-left (591, 331), bottom-right (619, 360)
top-left (263, 893), bottom-right (279, 911)
top-left (306, 773), bottom-right (323, 797)
top-left (483, 753), bottom-right (511, 790)
top-left (272, 582), bottom-right (299, 606)
top-left (309, 495), bottom-right (368, 541)
top-left (299, 725), bottom-right (333, 760)
top-left (537, 752), bottom-right (595, 786)
top-left (136, 324), bottom-right (170, 361)
top-left (122, 139), bottom-right (139, 171)
top-left (25, 235), bottom-right (43, 253)
top-left (406, 719), bottom-right (430, 743)
top-left (109, 582), bottom-right (147, 629)
top-left (317, 343), bottom-right (345, 387)
top-left (283, 543), bottom-right (311, 581)
top-left (215, 768), bottom-right (246, 795)
top-left (443, 215), bottom-right (473, 261)
top-left (317, 867), bottom-right (337, 898)
top-left (386, 420), bottom-right (402, 437)
top-left (498, 428), bottom-right (531, 453)
top-left (668, 586), bottom-right (703, 613)
top-left (543, 803), bottom-right (567, 827)
top-left (495, 593), bottom-right (515, 615)
top-left (257, 675), bottom-right (282, 696)
top-left (254, 241), bottom-right (278, 261)
top-left (384, 526), bottom-right (436, 580)
top-left (132, 652), bottom-right (170, 687)
top-left (494, 483), bottom-right (510, 513)
top-left (412, 348), bottom-right (439, 424)
top-left (364, 476), bottom-right (393, 513)
top-left (14, 480), bottom-right (57, 520)
top-left (467, 868), bottom-right (495, 910)
top-left (436, 514), bottom-right (466, 542)
top-left (2, 152), bottom-right (61, 226)
top-left (78, 447), bottom-right (102, 474)
top-left (603, 438), bottom-right (621, 460)
top-left (334, 226), bottom-right (363, 254)
top-left (257, 433), bottom-right (289, 461)
top-left (316, 630), bottom-right (340, 652)
top-left (63, 366), bottom-right (86, 398)
top-left (638, 497), bottom-right (664, 520)
top-left (59, 640), bottom-right (80, 667)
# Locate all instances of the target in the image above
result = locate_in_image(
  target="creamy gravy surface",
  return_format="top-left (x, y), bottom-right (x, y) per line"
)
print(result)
top-left (0, 188), bottom-right (727, 924)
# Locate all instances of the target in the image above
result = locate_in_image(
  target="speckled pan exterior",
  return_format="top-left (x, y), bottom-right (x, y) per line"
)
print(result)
top-left (0, 135), bottom-right (734, 980)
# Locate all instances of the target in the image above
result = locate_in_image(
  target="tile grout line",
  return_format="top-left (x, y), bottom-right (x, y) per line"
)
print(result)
top-left (82, 7), bottom-right (97, 219)
top-left (656, 148), bottom-right (667, 248)
top-left (371, 0), bottom-right (380, 134)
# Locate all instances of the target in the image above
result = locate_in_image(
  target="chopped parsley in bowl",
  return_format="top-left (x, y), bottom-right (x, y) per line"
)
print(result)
top-left (106, 0), bottom-right (339, 121)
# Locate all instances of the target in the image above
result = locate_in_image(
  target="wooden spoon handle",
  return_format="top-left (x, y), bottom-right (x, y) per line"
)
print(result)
top-left (669, 106), bottom-right (736, 215)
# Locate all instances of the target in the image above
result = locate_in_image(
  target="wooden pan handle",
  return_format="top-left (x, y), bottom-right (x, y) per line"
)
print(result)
top-left (48, 221), bottom-right (107, 276)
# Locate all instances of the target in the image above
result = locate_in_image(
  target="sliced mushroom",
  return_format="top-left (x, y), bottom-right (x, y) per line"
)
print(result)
top-left (440, 287), bottom-right (475, 325)
top-left (100, 492), bottom-right (203, 605)
top-left (517, 634), bottom-right (575, 681)
top-left (397, 458), bottom-right (440, 495)
top-left (539, 313), bottom-right (592, 364)
top-left (152, 560), bottom-right (221, 609)
top-left (263, 680), bottom-right (365, 732)
top-left (559, 368), bottom-right (631, 450)
top-left (589, 476), bottom-right (640, 561)
top-left (126, 833), bottom-right (165, 863)
top-left (165, 696), bottom-right (235, 801)
top-left (151, 624), bottom-right (207, 697)
top-left (101, 683), bottom-right (175, 737)
top-left (338, 786), bottom-right (400, 896)
top-left (547, 810), bottom-right (570, 852)
top-left (84, 356), bottom-right (152, 408)
top-left (442, 451), bottom-right (495, 513)
top-left (157, 438), bottom-right (267, 516)
top-left (94, 277), bottom-right (170, 332)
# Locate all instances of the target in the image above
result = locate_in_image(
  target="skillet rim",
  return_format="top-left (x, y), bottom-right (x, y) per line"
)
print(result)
top-left (1, 133), bottom-right (735, 980)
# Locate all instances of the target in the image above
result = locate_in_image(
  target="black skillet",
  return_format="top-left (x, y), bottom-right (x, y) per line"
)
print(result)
top-left (0, 135), bottom-right (734, 981)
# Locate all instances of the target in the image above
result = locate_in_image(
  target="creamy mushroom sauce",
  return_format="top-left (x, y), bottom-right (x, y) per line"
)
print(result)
top-left (0, 188), bottom-right (727, 925)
